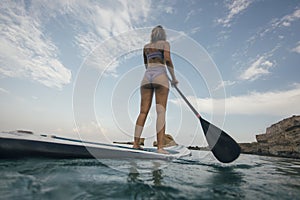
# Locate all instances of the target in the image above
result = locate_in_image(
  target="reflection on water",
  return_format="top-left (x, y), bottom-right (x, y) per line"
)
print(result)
top-left (209, 165), bottom-right (244, 185)
top-left (207, 164), bottom-right (245, 199)
top-left (152, 169), bottom-right (163, 186)
top-left (128, 168), bottom-right (163, 186)
top-left (100, 158), bottom-right (171, 174)
top-left (0, 152), bottom-right (299, 199)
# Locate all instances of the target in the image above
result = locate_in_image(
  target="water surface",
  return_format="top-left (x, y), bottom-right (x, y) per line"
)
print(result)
top-left (0, 151), bottom-right (299, 199)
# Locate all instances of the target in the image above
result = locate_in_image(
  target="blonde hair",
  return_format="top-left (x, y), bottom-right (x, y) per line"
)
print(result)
top-left (151, 25), bottom-right (166, 43)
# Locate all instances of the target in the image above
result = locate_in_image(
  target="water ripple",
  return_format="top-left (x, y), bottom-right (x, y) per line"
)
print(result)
top-left (0, 152), bottom-right (299, 199)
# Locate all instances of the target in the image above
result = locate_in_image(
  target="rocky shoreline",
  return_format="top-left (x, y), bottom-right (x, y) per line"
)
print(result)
top-left (189, 115), bottom-right (300, 159)
top-left (239, 115), bottom-right (300, 159)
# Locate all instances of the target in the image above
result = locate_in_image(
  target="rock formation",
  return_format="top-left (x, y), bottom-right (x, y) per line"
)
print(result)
top-left (240, 115), bottom-right (300, 159)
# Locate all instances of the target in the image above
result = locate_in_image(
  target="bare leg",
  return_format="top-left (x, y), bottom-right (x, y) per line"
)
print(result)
top-left (154, 75), bottom-right (169, 153)
top-left (133, 85), bottom-right (153, 148)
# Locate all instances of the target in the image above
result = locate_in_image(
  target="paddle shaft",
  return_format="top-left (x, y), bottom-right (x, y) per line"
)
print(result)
top-left (169, 79), bottom-right (241, 163)
top-left (172, 84), bottom-right (201, 119)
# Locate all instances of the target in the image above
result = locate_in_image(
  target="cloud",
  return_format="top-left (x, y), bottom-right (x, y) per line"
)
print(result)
top-left (69, 1), bottom-right (151, 46)
top-left (239, 56), bottom-right (274, 81)
top-left (73, 120), bottom-right (120, 142)
top-left (0, 1), bottom-right (71, 90)
top-left (171, 84), bottom-right (300, 116)
top-left (217, 0), bottom-right (253, 27)
top-left (188, 27), bottom-right (202, 35)
top-left (0, 88), bottom-right (9, 94)
top-left (249, 8), bottom-right (300, 43)
top-left (76, 29), bottom-right (149, 76)
top-left (277, 8), bottom-right (300, 27)
top-left (185, 10), bottom-right (195, 23)
top-left (184, 8), bottom-right (202, 23)
top-left (214, 80), bottom-right (236, 91)
top-left (60, 0), bottom-right (152, 73)
top-left (165, 6), bottom-right (175, 14)
top-left (0, 1), bottom-right (153, 88)
top-left (291, 41), bottom-right (300, 54)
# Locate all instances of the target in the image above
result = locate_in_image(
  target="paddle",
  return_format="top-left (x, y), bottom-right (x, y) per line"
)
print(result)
top-left (170, 81), bottom-right (241, 163)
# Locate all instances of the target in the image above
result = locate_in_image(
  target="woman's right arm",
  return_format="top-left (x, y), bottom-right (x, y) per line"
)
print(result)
top-left (164, 42), bottom-right (178, 85)
top-left (143, 47), bottom-right (148, 69)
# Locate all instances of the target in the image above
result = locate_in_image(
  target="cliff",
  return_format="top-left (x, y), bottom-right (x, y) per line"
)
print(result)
top-left (240, 115), bottom-right (300, 159)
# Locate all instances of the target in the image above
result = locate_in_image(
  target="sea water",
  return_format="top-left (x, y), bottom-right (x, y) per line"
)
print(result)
top-left (0, 151), bottom-right (299, 200)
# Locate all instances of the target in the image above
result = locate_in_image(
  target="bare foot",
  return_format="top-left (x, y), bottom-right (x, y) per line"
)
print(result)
top-left (132, 145), bottom-right (143, 150)
top-left (157, 148), bottom-right (169, 154)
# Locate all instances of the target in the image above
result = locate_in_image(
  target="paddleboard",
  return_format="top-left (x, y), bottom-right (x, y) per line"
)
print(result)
top-left (0, 130), bottom-right (191, 160)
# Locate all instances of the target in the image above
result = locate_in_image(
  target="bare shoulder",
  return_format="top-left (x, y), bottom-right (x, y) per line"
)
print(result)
top-left (155, 41), bottom-right (170, 51)
top-left (155, 40), bottom-right (169, 46)
top-left (162, 41), bottom-right (170, 49)
top-left (144, 42), bottom-right (152, 49)
top-left (161, 40), bottom-right (169, 45)
top-left (144, 41), bottom-right (170, 51)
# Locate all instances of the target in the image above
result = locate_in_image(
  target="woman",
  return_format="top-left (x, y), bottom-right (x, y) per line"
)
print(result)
top-left (133, 25), bottom-right (178, 154)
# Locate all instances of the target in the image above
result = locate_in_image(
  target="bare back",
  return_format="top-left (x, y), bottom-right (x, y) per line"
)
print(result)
top-left (143, 41), bottom-right (172, 67)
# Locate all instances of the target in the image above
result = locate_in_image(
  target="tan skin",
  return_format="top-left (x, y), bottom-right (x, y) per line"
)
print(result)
top-left (133, 40), bottom-right (178, 154)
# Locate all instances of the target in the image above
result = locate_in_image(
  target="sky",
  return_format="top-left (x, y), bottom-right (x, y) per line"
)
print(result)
top-left (0, 0), bottom-right (300, 147)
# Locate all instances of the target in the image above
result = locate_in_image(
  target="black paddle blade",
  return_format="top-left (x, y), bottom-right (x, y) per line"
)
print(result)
top-left (200, 117), bottom-right (241, 163)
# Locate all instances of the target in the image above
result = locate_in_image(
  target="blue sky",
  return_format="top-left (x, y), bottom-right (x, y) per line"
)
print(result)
top-left (0, 0), bottom-right (299, 146)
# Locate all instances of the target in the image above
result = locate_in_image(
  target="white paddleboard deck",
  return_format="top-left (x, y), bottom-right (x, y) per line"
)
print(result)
top-left (0, 131), bottom-right (191, 160)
